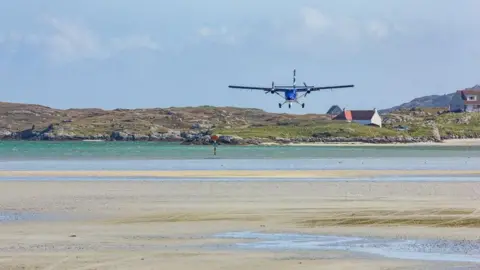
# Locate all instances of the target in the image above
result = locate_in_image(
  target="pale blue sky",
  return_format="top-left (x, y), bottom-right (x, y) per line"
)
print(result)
top-left (1, 0), bottom-right (479, 114)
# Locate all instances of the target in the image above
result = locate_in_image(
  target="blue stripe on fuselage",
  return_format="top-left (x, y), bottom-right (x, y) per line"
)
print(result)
top-left (285, 89), bottom-right (296, 100)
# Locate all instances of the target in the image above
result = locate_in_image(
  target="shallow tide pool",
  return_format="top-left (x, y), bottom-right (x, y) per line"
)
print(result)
top-left (212, 231), bottom-right (480, 264)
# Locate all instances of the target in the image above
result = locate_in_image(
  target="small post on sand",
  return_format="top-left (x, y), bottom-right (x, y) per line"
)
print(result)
top-left (211, 135), bottom-right (219, 156)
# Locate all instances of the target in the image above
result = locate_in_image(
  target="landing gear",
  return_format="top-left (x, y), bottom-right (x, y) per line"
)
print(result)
top-left (288, 103), bottom-right (291, 109)
top-left (302, 103), bottom-right (305, 108)
top-left (278, 103), bottom-right (282, 108)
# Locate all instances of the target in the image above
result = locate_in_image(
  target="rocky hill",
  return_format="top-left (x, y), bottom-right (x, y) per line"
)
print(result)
top-left (379, 84), bottom-right (480, 114)
top-left (1, 101), bottom-right (480, 145)
top-left (379, 93), bottom-right (454, 114)
top-left (0, 101), bottom-right (330, 143)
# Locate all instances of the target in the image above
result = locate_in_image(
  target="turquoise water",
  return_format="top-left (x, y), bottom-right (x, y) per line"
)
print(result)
top-left (0, 141), bottom-right (479, 175)
top-left (0, 141), bottom-right (479, 160)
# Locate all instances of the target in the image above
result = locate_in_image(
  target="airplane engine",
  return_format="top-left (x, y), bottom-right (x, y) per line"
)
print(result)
top-left (303, 82), bottom-right (311, 95)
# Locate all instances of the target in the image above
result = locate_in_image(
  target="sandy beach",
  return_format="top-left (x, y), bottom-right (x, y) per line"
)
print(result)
top-left (1, 179), bottom-right (479, 269)
top-left (261, 138), bottom-right (480, 146)
top-left (2, 169), bottom-right (480, 178)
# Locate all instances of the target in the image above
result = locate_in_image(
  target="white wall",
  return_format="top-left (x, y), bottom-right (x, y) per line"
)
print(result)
top-left (370, 111), bottom-right (382, 127)
top-left (465, 95), bottom-right (477, 101)
top-left (465, 104), bottom-right (480, 112)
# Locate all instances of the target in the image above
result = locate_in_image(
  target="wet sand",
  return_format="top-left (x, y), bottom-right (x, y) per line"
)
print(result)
top-left (2, 169), bottom-right (480, 178)
top-left (0, 180), bottom-right (479, 269)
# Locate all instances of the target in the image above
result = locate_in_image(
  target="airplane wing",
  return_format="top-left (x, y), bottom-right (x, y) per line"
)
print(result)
top-left (228, 85), bottom-right (289, 92)
top-left (296, 84), bottom-right (354, 92)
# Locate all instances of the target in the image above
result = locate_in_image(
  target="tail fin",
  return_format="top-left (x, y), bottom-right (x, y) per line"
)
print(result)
top-left (293, 69), bottom-right (296, 88)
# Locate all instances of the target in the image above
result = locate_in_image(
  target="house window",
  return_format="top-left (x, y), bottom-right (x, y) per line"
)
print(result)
top-left (467, 95), bottom-right (477, 101)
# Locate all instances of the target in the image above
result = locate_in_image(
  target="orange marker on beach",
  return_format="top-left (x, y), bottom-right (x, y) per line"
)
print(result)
top-left (211, 135), bottom-right (219, 156)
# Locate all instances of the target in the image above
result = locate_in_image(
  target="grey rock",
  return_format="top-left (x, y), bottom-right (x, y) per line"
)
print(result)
top-left (150, 131), bottom-right (183, 141)
top-left (133, 134), bottom-right (149, 141)
top-left (191, 123), bottom-right (212, 129)
top-left (456, 114), bottom-right (472, 124)
top-left (39, 132), bottom-right (56, 140)
top-left (0, 129), bottom-right (12, 139)
top-left (218, 135), bottom-right (243, 144)
top-left (274, 137), bottom-right (291, 144)
top-left (431, 123), bottom-right (442, 142)
top-left (111, 131), bottom-right (128, 141)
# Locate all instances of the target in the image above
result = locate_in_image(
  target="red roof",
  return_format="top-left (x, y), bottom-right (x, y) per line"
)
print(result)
top-left (459, 89), bottom-right (480, 104)
top-left (464, 100), bottom-right (480, 105)
top-left (460, 89), bottom-right (480, 95)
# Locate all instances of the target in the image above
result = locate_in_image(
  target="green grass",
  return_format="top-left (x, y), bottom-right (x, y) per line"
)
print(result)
top-left (214, 121), bottom-right (400, 139)
top-left (435, 112), bottom-right (480, 137)
top-left (213, 112), bottom-right (480, 140)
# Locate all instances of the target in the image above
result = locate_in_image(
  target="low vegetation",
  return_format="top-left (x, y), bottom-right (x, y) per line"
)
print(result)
top-left (1, 101), bottom-right (480, 143)
top-left (214, 107), bottom-right (480, 140)
top-left (214, 121), bottom-right (399, 139)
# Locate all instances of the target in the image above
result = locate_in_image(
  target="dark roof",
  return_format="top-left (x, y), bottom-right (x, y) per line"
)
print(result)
top-left (326, 105), bottom-right (342, 115)
top-left (350, 110), bottom-right (376, 120)
top-left (332, 111), bottom-right (351, 120)
top-left (332, 110), bottom-right (376, 121)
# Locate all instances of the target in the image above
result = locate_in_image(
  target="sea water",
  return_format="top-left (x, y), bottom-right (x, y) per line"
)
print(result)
top-left (0, 141), bottom-right (480, 160)
top-left (0, 141), bottom-right (479, 172)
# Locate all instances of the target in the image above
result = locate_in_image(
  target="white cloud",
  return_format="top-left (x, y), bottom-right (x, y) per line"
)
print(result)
top-left (0, 32), bottom-right (41, 45)
top-left (44, 17), bottom-right (104, 62)
top-left (0, 16), bottom-right (161, 64)
top-left (278, 6), bottom-right (398, 54)
top-left (198, 27), bottom-right (215, 37)
top-left (366, 20), bottom-right (390, 39)
top-left (299, 7), bottom-right (394, 42)
top-left (111, 35), bottom-right (160, 53)
top-left (300, 7), bottom-right (331, 32)
top-left (196, 26), bottom-right (237, 45)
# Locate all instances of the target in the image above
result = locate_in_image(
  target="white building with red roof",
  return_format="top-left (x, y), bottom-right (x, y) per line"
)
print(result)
top-left (449, 85), bottom-right (480, 112)
top-left (332, 108), bottom-right (382, 127)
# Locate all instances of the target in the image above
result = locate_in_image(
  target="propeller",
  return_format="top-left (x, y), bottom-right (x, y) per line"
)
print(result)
top-left (269, 81), bottom-right (275, 94)
top-left (303, 82), bottom-right (312, 95)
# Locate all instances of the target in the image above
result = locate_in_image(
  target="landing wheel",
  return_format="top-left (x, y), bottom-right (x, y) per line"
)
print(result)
top-left (288, 104), bottom-right (291, 109)
top-left (278, 103), bottom-right (282, 108)
top-left (302, 103), bottom-right (305, 108)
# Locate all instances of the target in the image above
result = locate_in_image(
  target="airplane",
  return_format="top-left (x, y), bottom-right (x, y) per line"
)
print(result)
top-left (228, 69), bottom-right (354, 109)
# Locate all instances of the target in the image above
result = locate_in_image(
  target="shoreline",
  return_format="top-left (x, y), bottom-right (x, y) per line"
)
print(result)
top-left (2, 138), bottom-right (480, 146)
top-left (260, 138), bottom-right (480, 146)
